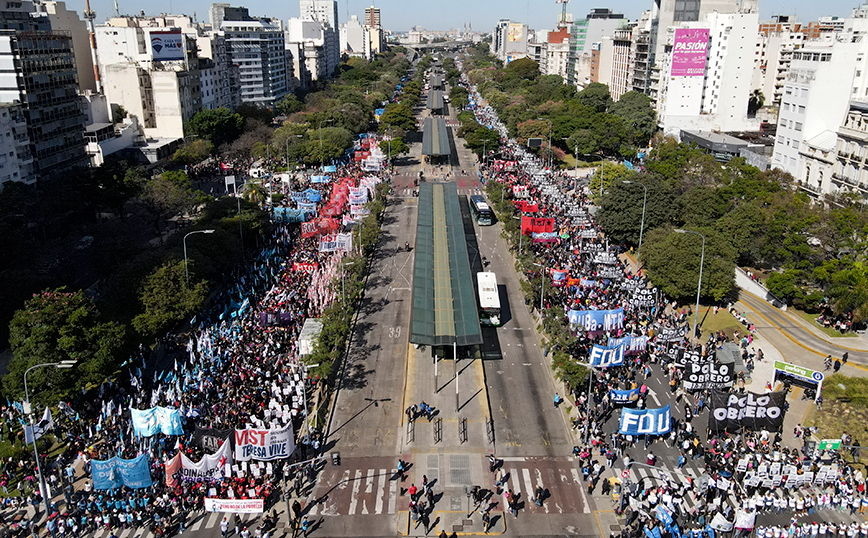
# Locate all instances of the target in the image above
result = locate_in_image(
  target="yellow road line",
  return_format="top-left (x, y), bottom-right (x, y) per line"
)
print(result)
top-left (738, 297), bottom-right (868, 374)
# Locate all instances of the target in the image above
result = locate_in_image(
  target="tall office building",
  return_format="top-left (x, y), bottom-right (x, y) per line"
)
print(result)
top-left (567, 8), bottom-right (625, 88)
top-left (299, 0), bottom-right (339, 77)
top-left (363, 5), bottom-right (384, 54)
top-left (364, 6), bottom-right (380, 28)
top-left (0, 0), bottom-right (86, 184)
top-left (212, 4), bottom-right (293, 107)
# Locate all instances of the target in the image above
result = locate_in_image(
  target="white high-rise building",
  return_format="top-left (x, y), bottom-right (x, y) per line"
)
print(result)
top-left (656, 8), bottom-right (761, 136)
top-left (340, 15), bottom-right (372, 60)
top-left (299, 0), bottom-right (338, 77)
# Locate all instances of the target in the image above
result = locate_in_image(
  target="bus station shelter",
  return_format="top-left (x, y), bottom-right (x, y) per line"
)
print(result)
top-left (422, 117), bottom-right (450, 164)
top-left (426, 89), bottom-right (445, 115)
top-left (410, 182), bottom-right (482, 349)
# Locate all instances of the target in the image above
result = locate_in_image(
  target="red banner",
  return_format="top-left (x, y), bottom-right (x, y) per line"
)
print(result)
top-left (521, 216), bottom-right (555, 235)
top-left (514, 200), bottom-right (540, 213)
top-left (292, 262), bottom-right (318, 272)
top-left (301, 221), bottom-right (318, 238)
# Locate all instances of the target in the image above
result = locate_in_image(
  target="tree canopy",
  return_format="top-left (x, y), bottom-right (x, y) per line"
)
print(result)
top-left (4, 288), bottom-right (125, 402)
top-left (186, 107), bottom-right (244, 148)
top-left (133, 261), bottom-right (208, 338)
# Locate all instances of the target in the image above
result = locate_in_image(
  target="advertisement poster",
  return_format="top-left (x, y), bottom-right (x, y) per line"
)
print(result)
top-left (671, 28), bottom-right (710, 77)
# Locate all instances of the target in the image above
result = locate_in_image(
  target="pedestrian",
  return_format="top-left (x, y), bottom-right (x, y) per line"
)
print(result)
top-left (221, 517), bottom-right (229, 538)
top-left (482, 511), bottom-right (491, 533)
top-left (534, 486), bottom-right (544, 506)
top-left (554, 393), bottom-right (563, 408)
top-left (397, 459), bottom-right (406, 481)
top-left (409, 484), bottom-right (418, 501)
top-left (843, 352), bottom-right (849, 365)
top-left (488, 454), bottom-right (497, 473)
top-left (834, 359), bottom-right (841, 372)
top-left (300, 516), bottom-right (310, 537)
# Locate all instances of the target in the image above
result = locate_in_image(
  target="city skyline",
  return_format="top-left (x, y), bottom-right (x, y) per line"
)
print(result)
top-left (89, 0), bottom-right (864, 32)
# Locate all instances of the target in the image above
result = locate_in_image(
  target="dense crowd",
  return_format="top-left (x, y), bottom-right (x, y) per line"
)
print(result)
top-left (0, 145), bottom-right (390, 538)
top-left (459, 64), bottom-right (867, 538)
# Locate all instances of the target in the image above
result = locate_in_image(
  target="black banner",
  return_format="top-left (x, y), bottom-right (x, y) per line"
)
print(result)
top-left (593, 252), bottom-right (619, 265)
top-left (630, 288), bottom-right (657, 308)
top-left (682, 361), bottom-right (735, 391)
top-left (656, 325), bottom-right (687, 343)
top-left (596, 266), bottom-right (624, 280)
top-left (190, 426), bottom-right (233, 452)
top-left (708, 390), bottom-right (787, 432)
top-left (581, 242), bottom-right (605, 254)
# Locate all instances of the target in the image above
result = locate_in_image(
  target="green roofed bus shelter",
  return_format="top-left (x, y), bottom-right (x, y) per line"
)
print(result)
top-left (426, 89), bottom-right (445, 114)
top-left (422, 117), bottom-right (450, 164)
top-left (430, 74), bottom-right (443, 90)
top-left (410, 182), bottom-right (482, 348)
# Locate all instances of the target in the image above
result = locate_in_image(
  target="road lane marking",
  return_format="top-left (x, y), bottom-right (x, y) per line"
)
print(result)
top-left (388, 470), bottom-right (398, 514)
top-left (376, 469), bottom-right (387, 514)
top-left (349, 469), bottom-right (362, 514)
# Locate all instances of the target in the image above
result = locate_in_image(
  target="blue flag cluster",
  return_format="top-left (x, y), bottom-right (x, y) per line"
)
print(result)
top-left (589, 344), bottom-right (626, 367)
top-left (91, 455), bottom-right (152, 490)
top-left (619, 405), bottom-right (671, 436)
top-left (130, 406), bottom-right (183, 437)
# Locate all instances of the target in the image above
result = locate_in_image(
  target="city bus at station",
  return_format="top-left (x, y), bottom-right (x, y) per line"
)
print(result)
top-left (476, 272), bottom-right (501, 326)
top-left (469, 195), bottom-right (493, 225)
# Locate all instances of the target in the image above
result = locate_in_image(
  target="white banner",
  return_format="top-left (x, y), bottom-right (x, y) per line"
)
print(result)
top-left (336, 232), bottom-right (353, 252)
top-left (176, 438), bottom-right (233, 482)
top-left (205, 498), bottom-right (264, 514)
top-left (234, 424), bottom-right (295, 461)
top-left (24, 407), bottom-right (53, 444)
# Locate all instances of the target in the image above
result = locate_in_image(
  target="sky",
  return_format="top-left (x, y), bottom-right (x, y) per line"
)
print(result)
top-left (90, 0), bottom-right (866, 32)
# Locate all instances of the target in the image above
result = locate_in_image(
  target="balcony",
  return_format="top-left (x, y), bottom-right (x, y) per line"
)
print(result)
top-left (797, 180), bottom-right (822, 195)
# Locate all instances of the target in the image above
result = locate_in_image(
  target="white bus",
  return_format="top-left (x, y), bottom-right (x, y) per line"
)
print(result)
top-left (477, 272), bottom-right (501, 326)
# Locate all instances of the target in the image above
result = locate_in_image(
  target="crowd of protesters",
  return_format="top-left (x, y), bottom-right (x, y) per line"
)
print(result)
top-left (458, 62), bottom-right (868, 538)
top-left (0, 141), bottom-right (391, 537)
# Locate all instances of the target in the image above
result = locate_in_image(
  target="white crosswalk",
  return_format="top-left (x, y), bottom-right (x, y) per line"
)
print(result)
top-left (307, 468), bottom-right (399, 517)
top-left (615, 461), bottom-right (737, 517)
top-left (82, 511), bottom-right (262, 538)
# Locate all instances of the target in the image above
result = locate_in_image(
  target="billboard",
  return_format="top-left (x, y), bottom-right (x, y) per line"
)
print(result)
top-left (151, 30), bottom-right (185, 61)
top-left (507, 23), bottom-right (524, 42)
top-left (671, 28), bottom-right (709, 77)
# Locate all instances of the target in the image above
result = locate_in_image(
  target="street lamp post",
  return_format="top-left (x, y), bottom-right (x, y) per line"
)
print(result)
top-left (24, 361), bottom-right (76, 518)
top-left (183, 230), bottom-right (215, 283)
top-left (674, 229), bottom-right (706, 339)
top-left (622, 181), bottom-right (648, 275)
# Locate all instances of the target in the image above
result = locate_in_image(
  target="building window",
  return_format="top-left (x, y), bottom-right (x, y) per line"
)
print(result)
top-left (795, 122), bottom-right (803, 131)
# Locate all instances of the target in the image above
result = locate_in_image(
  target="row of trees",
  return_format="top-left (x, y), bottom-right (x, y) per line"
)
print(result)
top-left (595, 138), bottom-right (868, 322)
top-left (1, 51), bottom-right (414, 403)
top-left (462, 45), bottom-right (657, 163)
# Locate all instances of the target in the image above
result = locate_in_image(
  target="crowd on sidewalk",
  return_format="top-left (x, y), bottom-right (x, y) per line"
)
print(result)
top-left (459, 63), bottom-right (868, 538)
top-left (0, 147), bottom-right (391, 538)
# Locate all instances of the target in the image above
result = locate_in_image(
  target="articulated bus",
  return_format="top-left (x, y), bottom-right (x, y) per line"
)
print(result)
top-left (477, 272), bottom-right (501, 326)
top-left (469, 195), bottom-right (494, 226)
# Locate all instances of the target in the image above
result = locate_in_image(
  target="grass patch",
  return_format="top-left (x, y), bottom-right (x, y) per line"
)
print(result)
top-left (697, 306), bottom-right (747, 340)
top-left (559, 155), bottom-right (601, 170)
top-left (792, 309), bottom-right (858, 338)
top-left (804, 374), bottom-right (868, 465)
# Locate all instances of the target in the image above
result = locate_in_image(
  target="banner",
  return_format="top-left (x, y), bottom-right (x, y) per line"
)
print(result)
top-left (581, 243), bottom-right (606, 254)
top-left (551, 269), bottom-right (568, 287)
top-left (708, 391), bottom-right (786, 432)
top-left (166, 438), bottom-right (233, 485)
top-left (92, 454), bottom-right (153, 490)
top-left (205, 498), bottom-right (264, 514)
top-left (24, 407), bottom-right (53, 444)
top-left (683, 361), bottom-right (735, 391)
top-left (671, 28), bottom-right (710, 77)
top-left (631, 288), bottom-right (657, 308)
top-left (567, 308), bottom-right (625, 332)
top-left (596, 266), bottom-right (624, 280)
top-left (531, 232), bottom-right (558, 243)
top-left (608, 335), bottom-right (648, 355)
top-left (310, 176), bottom-right (330, 184)
top-left (131, 406), bottom-right (183, 437)
top-left (290, 191), bottom-right (306, 202)
top-left (710, 513), bottom-right (734, 532)
top-left (305, 188), bottom-right (322, 202)
top-left (190, 426), bottom-right (233, 452)
top-left (301, 221), bottom-right (318, 238)
top-left (589, 344), bottom-right (626, 368)
top-left (593, 252), bottom-right (619, 265)
top-left (292, 262), bottom-right (318, 273)
top-left (521, 217), bottom-right (554, 235)
top-left (655, 325), bottom-right (687, 343)
top-left (336, 232), bottom-right (353, 252)
top-left (610, 387), bottom-right (640, 405)
top-left (273, 208), bottom-right (312, 224)
top-left (319, 234), bottom-right (339, 252)
top-left (234, 424), bottom-right (295, 461)
top-left (619, 405), bottom-right (671, 436)
top-left (579, 278), bottom-right (597, 288)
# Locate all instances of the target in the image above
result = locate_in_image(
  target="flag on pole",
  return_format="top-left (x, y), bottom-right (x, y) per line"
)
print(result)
top-left (24, 407), bottom-right (53, 444)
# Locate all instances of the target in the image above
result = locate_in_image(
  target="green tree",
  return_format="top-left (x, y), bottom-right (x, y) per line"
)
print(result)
top-left (575, 82), bottom-right (612, 113)
top-left (276, 94), bottom-right (304, 116)
top-left (608, 91), bottom-right (656, 146)
top-left (139, 171), bottom-right (202, 232)
top-left (385, 137), bottom-right (410, 157)
top-left (186, 107), bottom-right (244, 148)
top-left (597, 178), bottom-right (676, 245)
top-left (589, 162), bottom-right (633, 197)
top-left (464, 127), bottom-right (501, 158)
top-left (748, 89), bottom-right (765, 116)
top-left (641, 227), bottom-right (737, 303)
top-left (4, 288), bottom-right (125, 402)
top-left (132, 261), bottom-right (208, 339)
top-left (379, 103), bottom-right (416, 131)
top-left (171, 139), bottom-right (215, 166)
